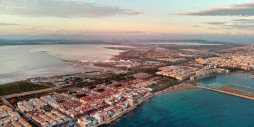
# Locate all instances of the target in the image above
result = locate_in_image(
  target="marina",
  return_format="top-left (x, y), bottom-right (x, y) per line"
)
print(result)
top-left (197, 73), bottom-right (254, 101)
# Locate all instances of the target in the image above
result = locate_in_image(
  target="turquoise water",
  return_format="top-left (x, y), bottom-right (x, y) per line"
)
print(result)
top-left (198, 73), bottom-right (254, 89)
top-left (106, 89), bottom-right (254, 127)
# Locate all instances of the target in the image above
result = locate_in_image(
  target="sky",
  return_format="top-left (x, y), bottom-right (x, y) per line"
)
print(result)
top-left (0, 0), bottom-right (254, 43)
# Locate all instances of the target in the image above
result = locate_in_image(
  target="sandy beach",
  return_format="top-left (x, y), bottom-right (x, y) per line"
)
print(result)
top-left (155, 83), bottom-right (199, 95)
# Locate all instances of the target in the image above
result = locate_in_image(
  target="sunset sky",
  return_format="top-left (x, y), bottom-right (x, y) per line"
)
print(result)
top-left (1, 0), bottom-right (254, 42)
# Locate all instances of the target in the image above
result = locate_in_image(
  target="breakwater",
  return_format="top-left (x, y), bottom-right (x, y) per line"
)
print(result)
top-left (197, 86), bottom-right (254, 101)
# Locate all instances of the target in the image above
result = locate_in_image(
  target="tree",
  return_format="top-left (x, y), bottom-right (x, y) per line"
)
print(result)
top-left (10, 98), bottom-right (18, 104)
top-left (97, 88), bottom-right (105, 92)
top-left (88, 85), bottom-right (96, 89)
top-left (35, 94), bottom-right (40, 98)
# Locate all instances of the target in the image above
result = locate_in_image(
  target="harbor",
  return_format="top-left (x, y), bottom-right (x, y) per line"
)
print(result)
top-left (197, 86), bottom-right (254, 101)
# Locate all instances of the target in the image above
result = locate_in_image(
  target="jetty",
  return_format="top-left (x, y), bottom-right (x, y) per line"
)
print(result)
top-left (197, 85), bottom-right (254, 101)
top-left (229, 84), bottom-right (254, 90)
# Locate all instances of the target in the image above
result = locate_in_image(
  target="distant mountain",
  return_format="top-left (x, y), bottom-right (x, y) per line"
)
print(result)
top-left (138, 39), bottom-right (229, 44)
top-left (0, 39), bottom-right (116, 46)
top-left (171, 39), bottom-right (228, 44)
top-left (0, 33), bottom-right (253, 44)
top-left (0, 39), bottom-right (231, 46)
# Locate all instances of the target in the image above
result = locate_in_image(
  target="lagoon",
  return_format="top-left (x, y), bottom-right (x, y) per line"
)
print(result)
top-left (0, 44), bottom-right (126, 84)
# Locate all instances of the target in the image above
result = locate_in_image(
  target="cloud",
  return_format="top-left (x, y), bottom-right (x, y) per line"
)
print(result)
top-left (192, 25), bottom-right (202, 27)
top-left (26, 26), bottom-right (37, 31)
top-left (203, 19), bottom-right (254, 31)
top-left (126, 11), bottom-right (143, 15)
top-left (180, 3), bottom-right (254, 16)
top-left (21, 25), bottom-right (147, 35)
top-left (203, 22), bottom-right (227, 25)
top-left (232, 19), bottom-right (254, 23)
top-left (0, 0), bottom-right (141, 18)
top-left (226, 24), bottom-right (254, 30)
top-left (0, 23), bottom-right (18, 25)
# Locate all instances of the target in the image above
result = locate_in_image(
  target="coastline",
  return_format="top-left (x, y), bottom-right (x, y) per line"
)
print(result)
top-left (154, 71), bottom-right (252, 96)
top-left (95, 71), bottom-right (254, 126)
top-left (0, 44), bottom-right (125, 84)
top-left (230, 70), bottom-right (250, 74)
top-left (99, 96), bottom-right (151, 126)
top-left (100, 83), bottom-right (199, 126)
top-left (2, 44), bottom-right (254, 126)
top-left (155, 82), bottom-right (199, 95)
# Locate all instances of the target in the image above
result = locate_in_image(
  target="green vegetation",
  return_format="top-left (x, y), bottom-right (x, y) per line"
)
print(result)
top-left (76, 73), bottom-right (134, 88)
top-left (57, 88), bottom-right (69, 93)
top-left (149, 78), bottom-right (177, 93)
top-left (97, 88), bottom-right (105, 92)
top-left (0, 81), bottom-right (50, 96)
top-left (114, 84), bottom-right (122, 87)
top-left (142, 68), bottom-right (159, 76)
top-left (76, 94), bottom-right (87, 98)
top-left (109, 73), bottom-right (130, 81)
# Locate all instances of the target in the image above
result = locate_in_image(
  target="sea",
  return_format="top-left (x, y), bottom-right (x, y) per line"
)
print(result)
top-left (2, 44), bottom-right (254, 127)
top-left (106, 89), bottom-right (254, 127)
top-left (0, 44), bottom-right (126, 84)
top-left (105, 73), bottom-right (254, 127)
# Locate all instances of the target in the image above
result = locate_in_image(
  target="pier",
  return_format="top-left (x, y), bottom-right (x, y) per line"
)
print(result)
top-left (197, 85), bottom-right (254, 101)
top-left (229, 84), bottom-right (254, 90)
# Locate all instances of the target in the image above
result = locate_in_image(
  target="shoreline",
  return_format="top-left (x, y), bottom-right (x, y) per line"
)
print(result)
top-left (230, 70), bottom-right (251, 74)
top-left (154, 83), bottom-right (199, 95)
top-left (102, 83), bottom-right (199, 126)
top-left (154, 71), bottom-right (252, 96)
top-left (0, 44), bottom-right (125, 85)
top-left (99, 96), bottom-right (151, 126)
